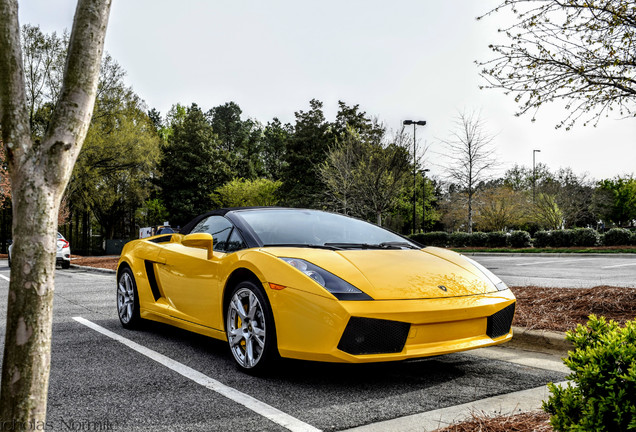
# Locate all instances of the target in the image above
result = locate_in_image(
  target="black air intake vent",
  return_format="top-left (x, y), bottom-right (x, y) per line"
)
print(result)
top-left (144, 260), bottom-right (162, 301)
top-left (487, 303), bottom-right (516, 339)
top-left (149, 235), bottom-right (172, 243)
top-left (338, 317), bottom-right (410, 355)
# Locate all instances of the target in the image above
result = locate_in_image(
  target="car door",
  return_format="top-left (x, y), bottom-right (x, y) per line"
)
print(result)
top-left (155, 215), bottom-right (235, 330)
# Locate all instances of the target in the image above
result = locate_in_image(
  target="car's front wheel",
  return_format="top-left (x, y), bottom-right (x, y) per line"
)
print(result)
top-left (226, 281), bottom-right (277, 372)
top-left (117, 267), bottom-right (141, 329)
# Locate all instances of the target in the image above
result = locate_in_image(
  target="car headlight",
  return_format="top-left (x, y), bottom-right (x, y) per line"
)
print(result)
top-left (280, 257), bottom-right (373, 301)
top-left (462, 256), bottom-right (509, 292)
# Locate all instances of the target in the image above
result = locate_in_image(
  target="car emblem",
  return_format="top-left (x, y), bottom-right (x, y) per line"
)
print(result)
top-left (438, 285), bottom-right (448, 292)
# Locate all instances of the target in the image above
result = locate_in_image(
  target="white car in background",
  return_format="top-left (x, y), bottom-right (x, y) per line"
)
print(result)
top-left (8, 232), bottom-right (71, 269)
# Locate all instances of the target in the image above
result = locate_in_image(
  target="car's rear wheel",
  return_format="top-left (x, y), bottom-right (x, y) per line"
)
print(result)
top-left (226, 281), bottom-right (277, 372)
top-left (61, 260), bottom-right (70, 269)
top-left (117, 267), bottom-right (141, 329)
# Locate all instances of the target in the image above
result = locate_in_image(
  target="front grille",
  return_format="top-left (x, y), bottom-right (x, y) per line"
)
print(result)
top-left (337, 317), bottom-right (410, 355)
top-left (487, 303), bottom-right (516, 339)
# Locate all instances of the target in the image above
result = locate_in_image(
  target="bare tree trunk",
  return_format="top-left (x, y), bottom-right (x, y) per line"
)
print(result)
top-left (0, 0), bottom-right (112, 425)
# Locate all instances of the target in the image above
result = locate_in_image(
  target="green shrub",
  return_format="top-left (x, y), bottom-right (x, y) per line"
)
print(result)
top-left (533, 230), bottom-right (551, 248)
top-left (603, 228), bottom-right (632, 246)
top-left (631, 232), bottom-right (636, 246)
top-left (543, 316), bottom-right (636, 431)
top-left (508, 230), bottom-right (531, 248)
top-left (572, 228), bottom-right (599, 247)
top-left (449, 232), bottom-right (470, 248)
top-left (469, 232), bottom-right (488, 247)
top-left (550, 229), bottom-right (575, 247)
top-left (410, 231), bottom-right (449, 247)
top-left (486, 231), bottom-right (508, 248)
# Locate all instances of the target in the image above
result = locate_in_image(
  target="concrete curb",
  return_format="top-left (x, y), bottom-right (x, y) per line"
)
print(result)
top-left (463, 252), bottom-right (636, 258)
top-left (70, 264), bottom-right (116, 274)
top-left (507, 326), bottom-right (573, 355)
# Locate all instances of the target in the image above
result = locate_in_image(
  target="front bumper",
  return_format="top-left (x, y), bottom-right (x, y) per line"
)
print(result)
top-left (269, 286), bottom-right (516, 363)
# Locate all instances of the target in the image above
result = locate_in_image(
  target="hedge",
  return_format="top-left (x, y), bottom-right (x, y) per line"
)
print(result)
top-left (509, 230), bottom-right (532, 248)
top-left (602, 228), bottom-right (632, 246)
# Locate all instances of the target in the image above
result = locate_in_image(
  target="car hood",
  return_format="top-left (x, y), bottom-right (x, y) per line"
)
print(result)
top-left (262, 246), bottom-right (496, 300)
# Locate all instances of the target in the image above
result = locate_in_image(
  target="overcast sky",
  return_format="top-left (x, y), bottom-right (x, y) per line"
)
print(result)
top-left (19, 0), bottom-right (635, 181)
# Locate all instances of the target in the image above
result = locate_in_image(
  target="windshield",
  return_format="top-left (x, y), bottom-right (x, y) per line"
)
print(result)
top-left (236, 209), bottom-right (419, 249)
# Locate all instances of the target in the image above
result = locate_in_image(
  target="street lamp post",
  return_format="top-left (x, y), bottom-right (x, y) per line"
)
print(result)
top-left (421, 168), bottom-right (430, 232)
top-left (533, 149), bottom-right (541, 203)
top-left (403, 119), bottom-right (426, 234)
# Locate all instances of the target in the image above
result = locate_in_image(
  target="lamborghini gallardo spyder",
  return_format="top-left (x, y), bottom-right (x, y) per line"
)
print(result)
top-left (116, 207), bottom-right (516, 371)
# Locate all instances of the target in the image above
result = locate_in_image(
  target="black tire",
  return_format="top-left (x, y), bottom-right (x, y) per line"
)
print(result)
top-left (61, 260), bottom-right (70, 269)
top-left (117, 267), bottom-right (142, 329)
top-left (226, 280), bottom-right (278, 373)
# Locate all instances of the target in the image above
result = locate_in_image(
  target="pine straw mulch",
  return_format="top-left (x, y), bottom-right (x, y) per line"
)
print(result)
top-left (511, 285), bottom-right (636, 332)
top-left (434, 411), bottom-right (552, 432)
top-left (71, 255), bottom-right (119, 271)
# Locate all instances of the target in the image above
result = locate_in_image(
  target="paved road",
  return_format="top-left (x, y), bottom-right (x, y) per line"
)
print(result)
top-left (470, 254), bottom-right (636, 288)
top-left (0, 262), bottom-right (566, 431)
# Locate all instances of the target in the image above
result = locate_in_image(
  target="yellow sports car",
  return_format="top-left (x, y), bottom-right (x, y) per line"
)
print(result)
top-left (117, 207), bottom-right (515, 372)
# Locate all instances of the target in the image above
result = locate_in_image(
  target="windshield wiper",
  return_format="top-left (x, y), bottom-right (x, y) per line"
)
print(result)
top-left (378, 241), bottom-right (420, 250)
top-left (263, 243), bottom-right (342, 250)
top-left (325, 242), bottom-right (419, 250)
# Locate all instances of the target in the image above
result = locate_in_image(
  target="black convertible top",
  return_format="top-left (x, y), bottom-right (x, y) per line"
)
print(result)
top-left (179, 206), bottom-right (287, 235)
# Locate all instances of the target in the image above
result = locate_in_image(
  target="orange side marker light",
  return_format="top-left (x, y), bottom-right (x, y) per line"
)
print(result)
top-left (269, 283), bottom-right (286, 291)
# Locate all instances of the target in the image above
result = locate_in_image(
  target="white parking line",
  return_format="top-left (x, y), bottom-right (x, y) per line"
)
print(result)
top-left (0, 273), bottom-right (10, 282)
top-left (73, 317), bottom-right (321, 432)
top-left (602, 262), bottom-right (636, 269)
top-left (515, 259), bottom-right (586, 267)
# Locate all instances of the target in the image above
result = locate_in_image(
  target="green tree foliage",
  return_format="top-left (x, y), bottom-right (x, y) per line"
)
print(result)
top-left (136, 198), bottom-right (169, 228)
top-left (209, 101), bottom-right (264, 179)
top-left (70, 96), bottom-right (161, 239)
top-left (503, 165), bottom-right (607, 229)
top-left (543, 316), bottom-right (636, 431)
top-left (158, 103), bottom-right (231, 226)
top-left (261, 118), bottom-right (290, 180)
top-left (319, 126), bottom-right (411, 226)
top-left (279, 99), bottom-right (330, 207)
top-left (67, 55), bottom-right (161, 239)
top-left (318, 127), bottom-right (364, 215)
top-left (332, 101), bottom-right (384, 145)
top-left (474, 185), bottom-right (528, 231)
top-left (533, 193), bottom-right (565, 230)
top-left (391, 174), bottom-right (441, 233)
top-left (212, 178), bottom-right (282, 207)
top-left (598, 176), bottom-right (636, 227)
top-left (479, 0), bottom-right (636, 129)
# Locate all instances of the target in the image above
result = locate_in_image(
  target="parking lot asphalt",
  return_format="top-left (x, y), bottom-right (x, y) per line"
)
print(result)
top-left (0, 261), bottom-right (569, 431)
top-left (470, 253), bottom-right (636, 288)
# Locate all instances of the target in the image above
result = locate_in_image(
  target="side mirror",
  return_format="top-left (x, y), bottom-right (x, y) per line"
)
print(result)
top-left (182, 233), bottom-right (214, 260)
